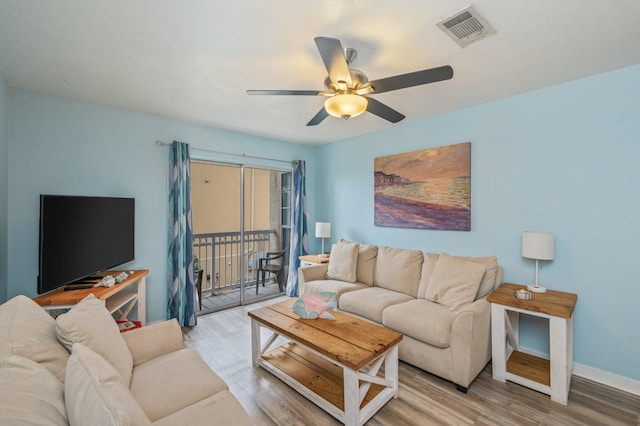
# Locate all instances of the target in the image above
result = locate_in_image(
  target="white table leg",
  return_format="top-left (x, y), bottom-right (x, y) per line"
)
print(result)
top-left (343, 368), bottom-right (359, 426)
top-left (567, 315), bottom-right (574, 388)
top-left (550, 315), bottom-right (571, 405)
top-left (137, 276), bottom-right (146, 326)
top-left (491, 303), bottom-right (507, 382)
top-left (250, 319), bottom-right (261, 368)
top-left (385, 345), bottom-right (400, 398)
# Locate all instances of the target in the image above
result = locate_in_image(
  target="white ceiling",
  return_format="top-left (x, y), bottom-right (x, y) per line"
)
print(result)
top-left (1, 1), bottom-right (639, 145)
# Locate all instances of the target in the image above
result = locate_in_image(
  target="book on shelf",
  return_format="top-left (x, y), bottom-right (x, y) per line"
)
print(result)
top-left (116, 320), bottom-right (141, 332)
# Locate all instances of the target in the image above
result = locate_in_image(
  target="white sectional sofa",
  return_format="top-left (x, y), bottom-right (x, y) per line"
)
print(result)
top-left (0, 294), bottom-right (252, 425)
top-left (299, 240), bottom-right (502, 391)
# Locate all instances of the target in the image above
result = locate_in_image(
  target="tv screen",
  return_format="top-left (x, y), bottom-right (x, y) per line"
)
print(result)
top-left (38, 195), bottom-right (135, 294)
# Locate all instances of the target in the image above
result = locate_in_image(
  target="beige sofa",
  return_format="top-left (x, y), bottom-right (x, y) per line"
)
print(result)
top-left (0, 294), bottom-right (252, 425)
top-left (299, 241), bottom-right (502, 391)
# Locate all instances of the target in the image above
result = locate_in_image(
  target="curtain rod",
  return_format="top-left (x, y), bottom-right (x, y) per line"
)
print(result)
top-left (155, 140), bottom-right (292, 165)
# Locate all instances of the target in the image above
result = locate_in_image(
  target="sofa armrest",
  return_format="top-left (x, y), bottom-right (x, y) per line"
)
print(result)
top-left (298, 264), bottom-right (328, 294)
top-left (449, 297), bottom-right (492, 388)
top-left (122, 319), bottom-right (184, 367)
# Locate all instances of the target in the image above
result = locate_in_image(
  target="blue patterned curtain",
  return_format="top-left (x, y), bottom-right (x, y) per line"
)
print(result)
top-left (167, 141), bottom-right (197, 326)
top-left (285, 160), bottom-right (308, 297)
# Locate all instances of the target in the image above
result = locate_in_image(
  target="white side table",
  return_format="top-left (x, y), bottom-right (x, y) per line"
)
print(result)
top-left (299, 254), bottom-right (330, 267)
top-left (487, 283), bottom-right (577, 405)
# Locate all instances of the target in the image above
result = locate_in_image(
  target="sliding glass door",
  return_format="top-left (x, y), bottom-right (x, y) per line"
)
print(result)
top-left (190, 161), bottom-right (290, 314)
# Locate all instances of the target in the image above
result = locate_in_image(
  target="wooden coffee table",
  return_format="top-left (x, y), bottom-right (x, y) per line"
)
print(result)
top-left (248, 300), bottom-right (403, 426)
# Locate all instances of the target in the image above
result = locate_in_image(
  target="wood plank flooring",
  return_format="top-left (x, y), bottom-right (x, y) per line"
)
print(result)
top-left (183, 296), bottom-right (640, 425)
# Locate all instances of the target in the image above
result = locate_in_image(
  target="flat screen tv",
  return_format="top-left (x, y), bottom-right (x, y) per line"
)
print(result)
top-left (38, 195), bottom-right (135, 294)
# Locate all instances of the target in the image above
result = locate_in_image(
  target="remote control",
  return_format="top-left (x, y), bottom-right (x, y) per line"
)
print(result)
top-left (64, 285), bottom-right (93, 291)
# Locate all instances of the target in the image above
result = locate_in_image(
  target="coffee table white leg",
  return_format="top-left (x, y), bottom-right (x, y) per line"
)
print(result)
top-left (385, 345), bottom-right (400, 398)
top-left (250, 319), bottom-right (261, 368)
top-left (343, 368), bottom-right (359, 426)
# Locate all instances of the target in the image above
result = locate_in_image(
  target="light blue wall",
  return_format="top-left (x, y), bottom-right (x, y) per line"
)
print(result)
top-left (5, 64), bottom-right (639, 382)
top-left (315, 64), bottom-right (640, 380)
top-left (7, 89), bottom-right (316, 322)
top-left (0, 73), bottom-right (8, 301)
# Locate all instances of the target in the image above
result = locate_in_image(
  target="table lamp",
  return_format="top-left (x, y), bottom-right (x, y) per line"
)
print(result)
top-left (315, 222), bottom-right (331, 257)
top-left (521, 231), bottom-right (555, 293)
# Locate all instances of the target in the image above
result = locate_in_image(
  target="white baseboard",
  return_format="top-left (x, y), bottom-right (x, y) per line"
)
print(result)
top-left (518, 346), bottom-right (640, 396)
top-left (573, 363), bottom-right (640, 396)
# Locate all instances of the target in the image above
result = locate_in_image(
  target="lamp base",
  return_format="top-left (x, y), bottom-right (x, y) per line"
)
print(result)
top-left (527, 285), bottom-right (547, 293)
top-left (317, 253), bottom-right (329, 258)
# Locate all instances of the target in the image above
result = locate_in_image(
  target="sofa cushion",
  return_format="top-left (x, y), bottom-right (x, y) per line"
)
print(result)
top-left (340, 239), bottom-right (378, 286)
top-left (0, 295), bottom-right (70, 382)
top-left (129, 348), bottom-right (228, 422)
top-left (456, 255), bottom-right (499, 298)
top-left (303, 280), bottom-right (368, 304)
top-left (153, 390), bottom-right (253, 426)
top-left (425, 253), bottom-right (486, 310)
top-left (56, 294), bottom-right (133, 386)
top-left (374, 246), bottom-right (423, 297)
top-left (416, 252), bottom-right (440, 299)
top-left (0, 355), bottom-right (68, 425)
top-left (383, 299), bottom-right (457, 348)
top-left (339, 287), bottom-right (414, 323)
top-left (65, 343), bottom-right (151, 426)
top-left (121, 319), bottom-right (185, 367)
top-left (326, 241), bottom-right (359, 283)
top-left (355, 244), bottom-right (378, 286)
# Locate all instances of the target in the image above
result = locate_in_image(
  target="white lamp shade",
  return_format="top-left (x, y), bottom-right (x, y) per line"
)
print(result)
top-left (522, 232), bottom-right (555, 260)
top-left (315, 222), bottom-right (331, 238)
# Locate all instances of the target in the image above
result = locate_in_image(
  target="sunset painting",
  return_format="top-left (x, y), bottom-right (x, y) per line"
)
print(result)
top-left (374, 142), bottom-right (471, 231)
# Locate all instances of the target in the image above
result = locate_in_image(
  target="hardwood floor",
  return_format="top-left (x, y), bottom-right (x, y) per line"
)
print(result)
top-left (183, 296), bottom-right (640, 425)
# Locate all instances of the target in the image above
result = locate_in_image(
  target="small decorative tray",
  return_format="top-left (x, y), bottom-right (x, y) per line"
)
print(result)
top-left (514, 288), bottom-right (533, 300)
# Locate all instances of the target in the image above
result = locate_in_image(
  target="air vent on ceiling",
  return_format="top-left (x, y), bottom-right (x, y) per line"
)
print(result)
top-left (437, 6), bottom-right (494, 47)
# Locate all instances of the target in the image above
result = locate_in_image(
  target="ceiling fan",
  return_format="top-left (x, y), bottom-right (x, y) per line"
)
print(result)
top-left (247, 37), bottom-right (454, 126)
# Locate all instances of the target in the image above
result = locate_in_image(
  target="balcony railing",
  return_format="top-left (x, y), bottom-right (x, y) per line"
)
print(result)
top-left (193, 229), bottom-right (280, 296)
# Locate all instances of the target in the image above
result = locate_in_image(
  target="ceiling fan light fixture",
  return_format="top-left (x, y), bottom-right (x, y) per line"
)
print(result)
top-left (324, 94), bottom-right (368, 119)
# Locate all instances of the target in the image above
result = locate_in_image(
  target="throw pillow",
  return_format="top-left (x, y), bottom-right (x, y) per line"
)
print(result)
top-left (56, 294), bottom-right (133, 386)
top-left (456, 255), bottom-right (499, 298)
top-left (416, 252), bottom-right (440, 299)
top-left (355, 243), bottom-right (378, 286)
top-left (338, 239), bottom-right (378, 286)
top-left (425, 253), bottom-right (486, 310)
top-left (65, 343), bottom-right (151, 426)
top-left (326, 241), bottom-right (359, 283)
top-left (374, 246), bottom-right (424, 296)
top-left (0, 355), bottom-right (68, 425)
top-left (0, 294), bottom-right (70, 382)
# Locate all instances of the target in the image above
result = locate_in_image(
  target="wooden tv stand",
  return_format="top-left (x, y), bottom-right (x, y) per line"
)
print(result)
top-left (33, 269), bottom-right (148, 325)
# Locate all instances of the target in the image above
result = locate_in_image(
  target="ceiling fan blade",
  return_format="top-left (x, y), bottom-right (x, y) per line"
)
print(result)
top-left (365, 97), bottom-right (405, 123)
top-left (247, 89), bottom-right (323, 96)
top-left (367, 65), bottom-right (453, 94)
top-left (314, 37), bottom-right (352, 86)
top-left (306, 108), bottom-right (329, 126)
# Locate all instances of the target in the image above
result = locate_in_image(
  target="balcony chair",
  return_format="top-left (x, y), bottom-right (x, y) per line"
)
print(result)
top-left (256, 249), bottom-right (287, 294)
